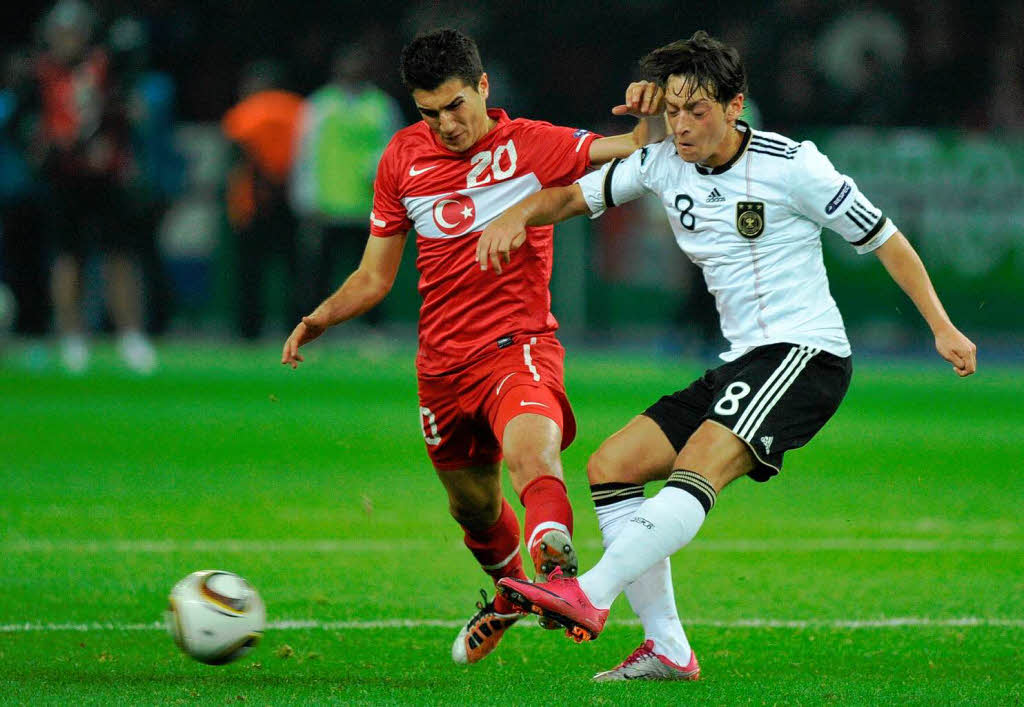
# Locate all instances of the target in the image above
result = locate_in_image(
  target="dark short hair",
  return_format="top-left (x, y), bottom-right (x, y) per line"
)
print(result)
top-left (639, 30), bottom-right (747, 104)
top-left (399, 28), bottom-right (483, 92)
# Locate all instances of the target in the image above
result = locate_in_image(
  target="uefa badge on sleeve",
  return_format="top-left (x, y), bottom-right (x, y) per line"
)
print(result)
top-left (736, 202), bottom-right (765, 238)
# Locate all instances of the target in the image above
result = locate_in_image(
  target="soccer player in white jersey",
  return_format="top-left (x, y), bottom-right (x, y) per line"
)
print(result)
top-left (477, 30), bottom-right (977, 681)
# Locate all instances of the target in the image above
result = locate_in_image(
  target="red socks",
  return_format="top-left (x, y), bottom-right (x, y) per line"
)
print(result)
top-left (462, 496), bottom-right (526, 575)
top-left (461, 498), bottom-right (527, 615)
top-left (519, 475), bottom-right (574, 555)
top-left (461, 477), bottom-right (574, 614)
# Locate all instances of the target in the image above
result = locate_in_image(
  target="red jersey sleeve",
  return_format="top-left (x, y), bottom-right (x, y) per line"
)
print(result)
top-left (518, 121), bottom-right (600, 188)
top-left (369, 138), bottom-right (413, 237)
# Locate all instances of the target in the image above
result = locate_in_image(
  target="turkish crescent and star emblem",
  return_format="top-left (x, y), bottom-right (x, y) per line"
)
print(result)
top-left (432, 192), bottom-right (477, 235)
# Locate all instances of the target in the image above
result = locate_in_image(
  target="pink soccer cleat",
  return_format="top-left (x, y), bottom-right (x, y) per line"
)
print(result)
top-left (592, 640), bottom-right (701, 681)
top-left (528, 528), bottom-right (578, 630)
top-left (497, 567), bottom-right (609, 642)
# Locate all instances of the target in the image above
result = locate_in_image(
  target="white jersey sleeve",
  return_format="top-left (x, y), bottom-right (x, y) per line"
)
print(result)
top-left (575, 145), bottom-right (653, 217)
top-left (790, 141), bottom-right (896, 254)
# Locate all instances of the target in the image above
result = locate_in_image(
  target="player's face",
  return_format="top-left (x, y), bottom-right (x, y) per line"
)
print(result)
top-left (663, 75), bottom-right (743, 166)
top-left (412, 74), bottom-right (492, 152)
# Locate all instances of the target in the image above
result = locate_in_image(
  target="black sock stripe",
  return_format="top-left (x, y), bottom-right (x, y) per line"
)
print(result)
top-left (590, 482), bottom-right (644, 507)
top-left (675, 478), bottom-right (716, 503)
top-left (590, 482), bottom-right (643, 491)
top-left (667, 470), bottom-right (716, 496)
top-left (665, 469), bottom-right (716, 514)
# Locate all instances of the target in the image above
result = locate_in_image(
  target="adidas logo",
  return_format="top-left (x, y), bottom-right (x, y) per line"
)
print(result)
top-left (760, 435), bottom-right (774, 454)
top-left (706, 188), bottom-right (726, 203)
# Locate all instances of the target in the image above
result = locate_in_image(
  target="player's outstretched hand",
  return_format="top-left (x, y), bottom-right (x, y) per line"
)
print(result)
top-left (611, 80), bottom-right (665, 118)
top-left (476, 211), bottom-right (527, 275)
top-left (281, 314), bottom-right (329, 369)
top-left (935, 326), bottom-right (977, 377)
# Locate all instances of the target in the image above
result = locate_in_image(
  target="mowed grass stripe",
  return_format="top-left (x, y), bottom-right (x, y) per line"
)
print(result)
top-left (1, 348), bottom-right (1020, 703)
top-left (3, 616), bottom-right (1022, 633)
top-left (4, 537), bottom-right (1022, 553)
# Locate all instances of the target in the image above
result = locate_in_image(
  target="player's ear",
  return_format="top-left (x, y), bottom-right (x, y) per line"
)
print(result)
top-left (726, 93), bottom-right (744, 124)
top-left (477, 72), bottom-right (489, 100)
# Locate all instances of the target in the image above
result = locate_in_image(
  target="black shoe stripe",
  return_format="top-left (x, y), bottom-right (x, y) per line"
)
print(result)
top-left (525, 583), bottom-right (572, 605)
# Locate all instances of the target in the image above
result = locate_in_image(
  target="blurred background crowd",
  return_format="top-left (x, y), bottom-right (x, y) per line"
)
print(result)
top-left (1, 0), bottom-right (1021, 373)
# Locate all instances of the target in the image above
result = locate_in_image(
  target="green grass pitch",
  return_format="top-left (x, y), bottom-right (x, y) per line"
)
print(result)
top-left (1, 341), bottom-right (1021, 704)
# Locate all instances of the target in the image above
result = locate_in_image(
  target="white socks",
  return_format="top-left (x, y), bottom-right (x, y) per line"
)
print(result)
top-left (592, 484), bottom-right (693, 665)
top-left (582, 485), bottom-right (708, 611)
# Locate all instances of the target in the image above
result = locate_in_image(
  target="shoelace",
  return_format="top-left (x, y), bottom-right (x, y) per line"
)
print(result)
top-left (620, 642), bottom-right (655, 667)
top-left (467, 588), bottom-right (494, 625)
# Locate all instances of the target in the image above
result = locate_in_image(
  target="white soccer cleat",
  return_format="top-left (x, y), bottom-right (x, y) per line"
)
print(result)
top-left (592, 640), bottom-right (701, 682)
top-left (451, 589), bottom-right (521, 665)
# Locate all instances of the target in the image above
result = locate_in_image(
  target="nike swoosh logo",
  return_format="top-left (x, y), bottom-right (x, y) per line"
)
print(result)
top-left (499, 573), bottom-right (573, 602)
top-left (519, 401), bottom-right (550, 408)
top-left (409, 164), bottom-right (438, 176)
top-left (524, 581), bottom-right (572, 606)
top-left (495, 372), bottom-right (517, 397)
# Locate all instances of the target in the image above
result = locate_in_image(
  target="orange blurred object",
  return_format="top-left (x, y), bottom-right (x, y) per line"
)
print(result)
top-left (222, 90), bottom-right (304, 183)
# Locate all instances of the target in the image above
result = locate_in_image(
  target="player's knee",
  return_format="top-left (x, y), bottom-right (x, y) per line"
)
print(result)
top-left (586, 444), bottom-right (628, 485)
top-left (676, 422), bottom-right (754, 492)
top-left (504, 446), bottom-right (560, 485)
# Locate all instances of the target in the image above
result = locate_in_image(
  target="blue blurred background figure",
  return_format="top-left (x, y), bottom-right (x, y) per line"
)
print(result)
top-left (0, 46), bottom-right (47, 345)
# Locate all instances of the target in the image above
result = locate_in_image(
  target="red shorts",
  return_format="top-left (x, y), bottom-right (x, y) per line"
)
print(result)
top-left (416, 334), bottom-right (577, 471)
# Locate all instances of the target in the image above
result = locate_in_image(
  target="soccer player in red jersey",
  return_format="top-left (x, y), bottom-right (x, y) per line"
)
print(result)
top-left (281, 28), bottom-right (664, 664)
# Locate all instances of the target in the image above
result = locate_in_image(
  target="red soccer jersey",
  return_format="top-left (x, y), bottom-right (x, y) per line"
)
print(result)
top-left (371, 108), bottom-right (598, 375)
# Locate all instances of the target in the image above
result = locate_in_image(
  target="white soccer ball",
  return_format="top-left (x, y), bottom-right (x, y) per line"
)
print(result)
top-left (166, 570), bottom-right (266, 665)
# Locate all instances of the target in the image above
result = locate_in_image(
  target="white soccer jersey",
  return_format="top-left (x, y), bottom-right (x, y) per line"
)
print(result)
top-left (576, 121), bottom-right (897, 360)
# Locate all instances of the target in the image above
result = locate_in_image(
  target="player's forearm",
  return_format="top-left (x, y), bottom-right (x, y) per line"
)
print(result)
top-left (590, 117), bottom-right (666, 164)
top-left (589, 133), bottom-right (634, 165)
top-left (509, 184), bottom-right (590, 228)
top-left (310, 268), bottom-right (391, 326)
top-left (875, 233), bottom-right (956, 335)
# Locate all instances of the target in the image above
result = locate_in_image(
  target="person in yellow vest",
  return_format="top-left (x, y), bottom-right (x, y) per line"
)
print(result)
top-left (290, 42), bottom-right (401, 328)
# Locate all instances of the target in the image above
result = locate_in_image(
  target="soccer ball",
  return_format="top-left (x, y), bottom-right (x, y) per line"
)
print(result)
top-left (166, 570), bottom-right (266, 665)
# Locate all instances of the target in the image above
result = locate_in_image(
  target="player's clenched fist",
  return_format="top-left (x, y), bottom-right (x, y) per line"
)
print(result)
top-left (935, 327), bottom-right (977, 377)
top-left (476, 211), bottom-right (527, 275)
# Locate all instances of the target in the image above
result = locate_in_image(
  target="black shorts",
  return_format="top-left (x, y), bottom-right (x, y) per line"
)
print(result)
top-left (643, 343), bottom-right (852, 481)
top-left (47, 174), bottom-right (137, 259)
